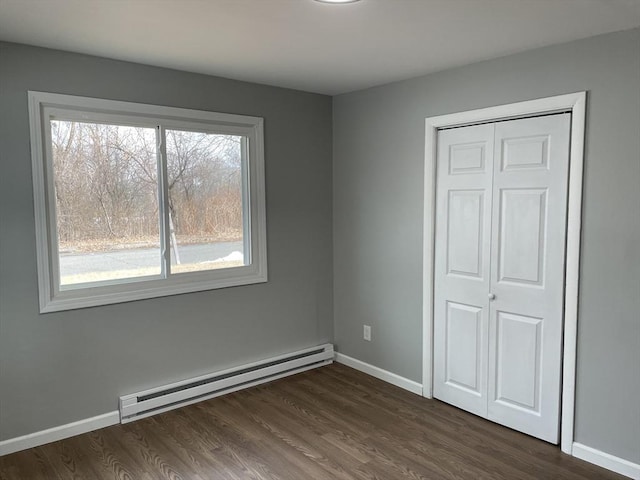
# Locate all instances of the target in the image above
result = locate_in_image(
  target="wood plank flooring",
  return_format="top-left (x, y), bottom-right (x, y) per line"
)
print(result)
top-left (0, 363), bottom-right (625, 479)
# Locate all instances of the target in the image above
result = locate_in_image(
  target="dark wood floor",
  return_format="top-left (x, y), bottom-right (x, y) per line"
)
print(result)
top-left (0, 363), bottom-right (624, 479)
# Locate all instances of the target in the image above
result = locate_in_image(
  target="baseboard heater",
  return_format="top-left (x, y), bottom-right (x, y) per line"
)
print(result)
top-left (119, 343), bottom-right (334, 423)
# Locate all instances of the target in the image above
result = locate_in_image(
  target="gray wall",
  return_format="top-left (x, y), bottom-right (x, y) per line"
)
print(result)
top-left (0, 42), bottom-right (333, 441)
top-left (333, 28), bottom-right (640, 462)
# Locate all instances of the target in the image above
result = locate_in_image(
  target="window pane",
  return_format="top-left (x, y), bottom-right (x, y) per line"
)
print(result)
top-left (51, 120), bottom-right (161, 286)
top-left (166, 130), bottom-right (246, 274)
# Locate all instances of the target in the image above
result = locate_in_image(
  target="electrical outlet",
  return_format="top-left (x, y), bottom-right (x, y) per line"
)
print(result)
top-left (363, 325), bottom-right (372, 341)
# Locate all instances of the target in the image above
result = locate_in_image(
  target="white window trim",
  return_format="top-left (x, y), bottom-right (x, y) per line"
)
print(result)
top-left (29, 91), bottom-right (267, 313)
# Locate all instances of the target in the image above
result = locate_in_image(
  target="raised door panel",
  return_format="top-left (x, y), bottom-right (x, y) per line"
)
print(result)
top-left (445, 301), bottom-right (483, 395)
top-left (501, 135), bottom-right (550, 171)
top-left (447, 190), bottom-right (485, 279)
top-left (494, 311), bottom-right (542, 412)
top-left (449, 142), bottom-right (486, 174)
top-left (497, 188), bottom-right (547, 286)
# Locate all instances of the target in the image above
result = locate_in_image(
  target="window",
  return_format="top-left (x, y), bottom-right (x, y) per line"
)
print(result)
top-left (29, 92), bottom-right (267, 312)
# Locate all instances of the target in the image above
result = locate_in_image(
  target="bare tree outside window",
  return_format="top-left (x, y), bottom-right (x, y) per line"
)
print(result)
top-left (166, 129), bottom-right (244, 273)
top-left (52, 121), bottom-right (245, 285)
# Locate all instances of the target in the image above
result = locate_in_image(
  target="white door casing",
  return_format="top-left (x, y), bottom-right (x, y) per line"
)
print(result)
top-left (433, 113), bottom-right (571, 444)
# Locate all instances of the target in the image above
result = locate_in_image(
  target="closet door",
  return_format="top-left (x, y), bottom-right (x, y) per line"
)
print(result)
top-left (433, 124), bottom-right (494, 417)
top-left (433, 113), bottom-right (571, 443)
top-left (487, 114), bottom-right (571, 443)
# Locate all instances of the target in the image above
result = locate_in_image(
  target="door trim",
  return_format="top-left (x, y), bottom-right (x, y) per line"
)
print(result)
top-left (422, 92), bottom-right (586, 454)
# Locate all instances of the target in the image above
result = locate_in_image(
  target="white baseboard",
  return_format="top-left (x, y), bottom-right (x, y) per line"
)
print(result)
top-left (0, 345), bottom-right (334, 457)
top-left (333, 353), bottom-right (639, 479)
top-left (0, 411), bottom-right (119, 457)
top-left (5, 362), bottom-right (635, 480)
top-left (334, 352), bottom-right (423, 395)
top-left (573, 443), bottom-right (640, 479)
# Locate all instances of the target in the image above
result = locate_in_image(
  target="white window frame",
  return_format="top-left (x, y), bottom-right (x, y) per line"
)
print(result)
top-left (29, 91), bottom-right (267, 313)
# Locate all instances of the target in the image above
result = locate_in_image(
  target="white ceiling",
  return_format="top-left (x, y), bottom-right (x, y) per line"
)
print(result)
top-left (1, 0), bottom-right (639, 95)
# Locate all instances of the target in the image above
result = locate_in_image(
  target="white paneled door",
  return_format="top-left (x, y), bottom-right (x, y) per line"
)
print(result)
top-left (433, 123), bottom-right (494, 419)
top-left (433, 114), bottom-right (571, 443)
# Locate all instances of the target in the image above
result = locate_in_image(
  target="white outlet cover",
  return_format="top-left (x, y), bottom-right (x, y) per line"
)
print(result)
top-left (363, 325), bottom-right (371, 341)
